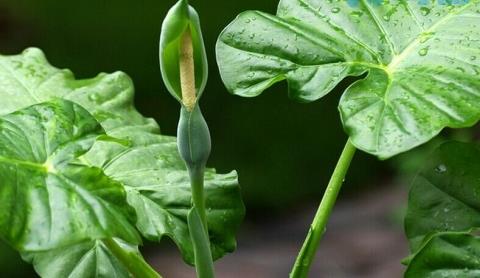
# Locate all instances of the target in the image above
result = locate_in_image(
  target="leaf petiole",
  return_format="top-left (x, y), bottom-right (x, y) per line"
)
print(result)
top-left (290, 139), bottom-right (356, 278)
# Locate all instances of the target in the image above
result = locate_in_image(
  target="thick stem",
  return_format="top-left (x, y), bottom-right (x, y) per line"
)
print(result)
top-left (179, 27), bottom-right (197, 111)
top-left (102, 238), bottom-right (162, 278)
top-left (190, 167), bottom-right (208, 235)
top-left (290, 139), bottom-right (357, 278)
top-left (188, 166), bottom-right (215, 278)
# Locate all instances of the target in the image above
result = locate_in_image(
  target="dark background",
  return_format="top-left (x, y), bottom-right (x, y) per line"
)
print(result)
top-left (0, 0), bottom-right (458, 277)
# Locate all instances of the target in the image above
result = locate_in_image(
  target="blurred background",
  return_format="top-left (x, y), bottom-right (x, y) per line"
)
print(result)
top-left (0, 0), bottom-right (474, 277)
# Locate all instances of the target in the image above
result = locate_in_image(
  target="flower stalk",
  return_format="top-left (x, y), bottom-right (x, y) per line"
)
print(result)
top-left (160, 1), bottom-right (215, 276)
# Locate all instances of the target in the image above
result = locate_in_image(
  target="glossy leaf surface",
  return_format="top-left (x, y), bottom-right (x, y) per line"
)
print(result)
top-left (216, 0), bottom-right (480, 158)
top-left (23, 239), bottom-right (139, 278)
top-left (0, 48), bottom-right (244, 265)
top-left (0, 100), bottom-right (139, 251)
top-left (0, 48), bottom-right (157, 132)
top-left (405, 232), bottom-right (480, 278)
top-left (405, 141), bottom-right (480, 252)
top-left (84, 127), bottom-right (244, 264)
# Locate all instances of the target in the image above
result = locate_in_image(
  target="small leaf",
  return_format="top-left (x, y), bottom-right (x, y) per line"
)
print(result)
top-left (216, 0), bottom-right (480, 158)
top-left (405, 141), bottom-right (480, 252)
top-left (405, 232), bottom-right (480, 278)
top-left (23, 239), bottom-right (139, 278)
top-left (160, 0), bottom-right (208, 102)
top-left (0, 100), bottom-right (140, 251)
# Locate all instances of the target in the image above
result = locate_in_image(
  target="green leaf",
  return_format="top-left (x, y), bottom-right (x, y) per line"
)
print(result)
top-left (0, 48), bottom-right (244, 265)
top-left (23, 239), bottom-right (138, 278)
top-left (160, 0), bottom-right (208, 102)
top-left (0, 100), bottom-right (140, 251)
top-left (405, 141), bottom-right (480, 252)
top-left (216, 0), bottom-right (480, 158)
top-left (0, 48), bottom-right (158, 132)
top-left (405, 232), bottom-right (480, 278)
top-left (83, 128), bottom-right (245, 265)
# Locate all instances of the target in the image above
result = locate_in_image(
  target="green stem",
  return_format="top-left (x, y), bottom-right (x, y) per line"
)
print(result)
top-left (102, 238), bottom-right (162, 278)
top-left (189, 166), bottom-right (215, 278)
top-left (290, 139), bottom-right (357, 278)
top-left (191, 167), bottom-right (209, 235)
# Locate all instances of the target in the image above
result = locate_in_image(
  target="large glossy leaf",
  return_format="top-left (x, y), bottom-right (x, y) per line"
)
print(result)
top-left (405, 141), bottom-right (480, 252)
top-left (0, 100), bottom-right (140, 251)
top-left (216, 0), bottom-right (480, 158)
top-left (0, 48), bottom-right (244, 264)
top-left (405, 232), bottom-right (480, 278)
top-left (83, 127), bottom-right (245, 264)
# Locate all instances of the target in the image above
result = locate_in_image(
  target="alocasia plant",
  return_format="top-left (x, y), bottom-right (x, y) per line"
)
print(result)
top-left (0, 46), bottom-right (244, 277)
top-left (216, 0), bottom-right (480, 277)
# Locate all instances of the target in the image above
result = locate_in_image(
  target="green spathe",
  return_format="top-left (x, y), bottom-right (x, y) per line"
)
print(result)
top-left (216, 0), bottom-right (480, 159)
top-left (178, 105), bottom-right (212, 170)
top-left (160, 0), bottom-right (208, 103)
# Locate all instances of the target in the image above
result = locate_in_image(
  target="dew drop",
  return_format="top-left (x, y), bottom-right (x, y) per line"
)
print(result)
top-left (435, 164), bottom-right (447, 173)
top-left (420, 7), bottom-right (431, 16)
top-left (88, 93), bottom-right (99, 102)
top-left (331, 7), bottom-right (340, 13)
top-left (470, 56), bottom-right (477, 61)
top-left (418, 47), bottom-right (429, 56)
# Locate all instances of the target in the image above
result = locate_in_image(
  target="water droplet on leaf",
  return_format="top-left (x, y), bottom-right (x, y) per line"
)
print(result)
top-left (420, 7), bottom-right (431, 16)
top-left (418, 47), bottom-right (429, 56)
top-left (435, 164), bottom-right (447, 173)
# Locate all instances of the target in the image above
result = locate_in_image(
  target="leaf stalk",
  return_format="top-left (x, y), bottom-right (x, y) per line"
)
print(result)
top-left (290, 139), bottom-right (356, 278)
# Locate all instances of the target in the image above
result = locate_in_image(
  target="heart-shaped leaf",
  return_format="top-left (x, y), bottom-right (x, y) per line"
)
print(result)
top-left (216, 0), bottom-right (480, 158)
top-left (405, 141), bottom-right (480, 252)
top-left (405, 232), bottom-right (480, 278)
top-left (0, 48), bottom-right (244, 265)
top-left (0, 100), bottom-right (140, 251)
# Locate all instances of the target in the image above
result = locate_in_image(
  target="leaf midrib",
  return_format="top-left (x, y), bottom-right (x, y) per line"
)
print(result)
top-left (0, 155), bottom-right (47, 172)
